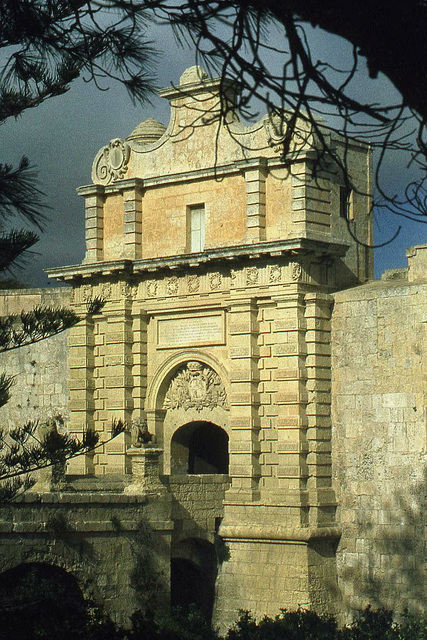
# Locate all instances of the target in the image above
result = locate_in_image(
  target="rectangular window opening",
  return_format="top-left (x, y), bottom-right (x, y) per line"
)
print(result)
top-left (340, 186), bottom-right (353, 220)
top-left (189, 205), bottom-right (205, 252)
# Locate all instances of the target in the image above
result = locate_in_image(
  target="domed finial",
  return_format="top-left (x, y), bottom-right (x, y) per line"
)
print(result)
top-left (127, 118), bottom-right (166, 144)
top-left (179, 66), bottom-right (209, 86)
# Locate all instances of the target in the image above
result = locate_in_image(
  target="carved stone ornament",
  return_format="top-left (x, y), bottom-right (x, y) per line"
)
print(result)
top-left (166, 276), bottom-right (179, 295)
top-left (101, 283), bottom-right (112, 300)
top-left (264, 111), bottom-right (289, 153)
top-left (209, 272), bottom-right (222, 291)
top-left (146, 281), bottom-right (158, 297)
top-left (92, 138), bottom-right (130, 185)
top-left (246, 266), bottom-right (259, 286)
top-left (187, 274), bottom-right (200, 293)
top-left (131, 417), bottom-right (153, 448)
top-left (291, 262), bottom-right (303, 281)
top-left (121, 282), bottom-right (132, 299)
top-left (82, 284), bottom-right (92, 301)
top-left (163, 361), bottom-right (227, 411)
top-left (269, 265), bottom-right (282, 283)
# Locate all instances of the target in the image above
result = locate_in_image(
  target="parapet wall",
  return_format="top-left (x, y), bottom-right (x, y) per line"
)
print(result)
top-left (331, 268), bottom-right (426, 615)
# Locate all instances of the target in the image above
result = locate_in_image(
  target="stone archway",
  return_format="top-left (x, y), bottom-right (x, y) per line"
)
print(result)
top-left (0, 562), bottom-right (87, 637)
top-left (146, 357), bottom-right (229, 475)
top-left (171, 421), bottom-right (229, 475)
top-left (171, 538), bottom-right (217, 620)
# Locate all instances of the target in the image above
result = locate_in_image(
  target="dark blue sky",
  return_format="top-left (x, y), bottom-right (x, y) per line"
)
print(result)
top-left (2, 22), bottom-right (426, 287)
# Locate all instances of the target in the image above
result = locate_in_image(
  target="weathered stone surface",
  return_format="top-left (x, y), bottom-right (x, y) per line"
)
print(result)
top-left (1, 65), bottom-right (423, 631)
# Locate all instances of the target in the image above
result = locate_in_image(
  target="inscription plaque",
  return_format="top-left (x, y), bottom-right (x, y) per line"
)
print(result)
top-left (157, 313), bottom-right (224, 348)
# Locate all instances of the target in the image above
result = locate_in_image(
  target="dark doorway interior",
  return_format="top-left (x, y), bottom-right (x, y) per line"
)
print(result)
top-left (171, 539), bottom-right (217, 621)
top-left (171, 421), bottom-right (229, 475)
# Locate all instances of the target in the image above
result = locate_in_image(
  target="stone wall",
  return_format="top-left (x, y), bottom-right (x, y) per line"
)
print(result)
top-left (0, 487), bottom-right (173, 626)
top-left (331, 263), bottom-right (426, 616)
top-left (0, 288), bottom-right (71, 428)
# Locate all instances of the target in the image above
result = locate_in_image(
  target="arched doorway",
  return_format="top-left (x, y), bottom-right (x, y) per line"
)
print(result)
top-left (171, 538), bottom-right (217, 620)
top-left (0, 563), bottom-right (86, 638)
top-left (171, 421), bottom-right (229, 475)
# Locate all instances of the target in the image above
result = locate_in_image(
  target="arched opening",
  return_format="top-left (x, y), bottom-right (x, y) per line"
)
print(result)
top-left (0, 562), bottom-right (86, 638)
top-left (171, 538), bottom-right (217, 620)
top-left (171, 421), bottom-right (229, 475)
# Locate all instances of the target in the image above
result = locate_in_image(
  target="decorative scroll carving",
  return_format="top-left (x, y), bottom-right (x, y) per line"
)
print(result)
top-left (269, 265), bottom-right (282, 283)
top-left (264, 111), bottom-right (289, 154)
top-left (92, 138), bottom-right (130, 185)
top-left (121, 282), bottom-right (132, 298)
top-left (163, 361), bottom-right (227, 411)
top-left (291, 262), bottom-right (302, 281)
top-left (209, 272), bottom-right (222, 291)
top-left (187, 274), bottom-right (200, 293)
top-left (82, 284), bottom-right (92, 301)
top-left (146, 281), bottom-right (158, 297)
top-left (166, 276), bottom-right (179, 295)
top-left (246, 266), bottom-right (259, 285)
top-left (101, 283), bottom-right (112, 299)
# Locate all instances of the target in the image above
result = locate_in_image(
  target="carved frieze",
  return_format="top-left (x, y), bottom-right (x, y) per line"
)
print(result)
top-left (291, 262), bottom-right (303, 281)
top-left (246, 266), bottom-right (259, 286)
top-left (146, 281), bottom-right (158, 298)
top-left (209, 272), bottom-right (222, 291)
top-left (269, 265), bottom-right (282, 283)
top-left (101, 283), bottom-right (112, 300)
top-left (92, 138), bottom-right (130, 185)
top-left (187, 274), bottom-right (200, 293)
top-left (163, 361), bottom-right (227, 411)
top-left (82, 284), bottom-right (92, 301)
top-left (230, 269), bottom-right (238, 287)
top-left (166, 276), bottom-right (179, 295)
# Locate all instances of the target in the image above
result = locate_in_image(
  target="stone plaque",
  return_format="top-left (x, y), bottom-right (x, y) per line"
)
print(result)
top-left (157, 313), bottom-right (224, 348)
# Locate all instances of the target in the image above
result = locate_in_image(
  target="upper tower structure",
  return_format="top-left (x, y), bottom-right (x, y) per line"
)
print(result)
top-left (51, 65), bottom-right (373, 287)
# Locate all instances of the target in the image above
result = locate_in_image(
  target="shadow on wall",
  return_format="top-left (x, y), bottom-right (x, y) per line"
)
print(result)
top-left (340, 467), bottom-right (426, 615)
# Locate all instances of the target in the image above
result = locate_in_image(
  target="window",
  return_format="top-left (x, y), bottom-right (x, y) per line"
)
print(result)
top-left (189, 205), bottom-right (205, 252)
top-left (339, 186), bottom-right (353, 220)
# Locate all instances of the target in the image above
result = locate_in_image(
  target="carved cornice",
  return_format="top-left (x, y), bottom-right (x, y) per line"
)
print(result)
top-left (46, 238), bottom-right (349, 283)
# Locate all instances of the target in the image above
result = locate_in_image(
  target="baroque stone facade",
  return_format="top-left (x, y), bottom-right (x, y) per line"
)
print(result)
top-left (0, 66), bottom-right (424, 629)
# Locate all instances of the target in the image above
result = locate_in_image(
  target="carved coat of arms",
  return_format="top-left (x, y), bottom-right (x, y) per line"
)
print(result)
top-left (163, 361), bottom-right (227, 411)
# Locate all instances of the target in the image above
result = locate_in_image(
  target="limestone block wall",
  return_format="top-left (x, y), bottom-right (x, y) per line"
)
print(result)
top-left (0, 490), bottom-right (172, 626)
top-left (332, 273), bottom-right (426, 616)
top-left (0, 288), bottom-right (71, 428)
top-left (168, 474), bottom-right (230, 543)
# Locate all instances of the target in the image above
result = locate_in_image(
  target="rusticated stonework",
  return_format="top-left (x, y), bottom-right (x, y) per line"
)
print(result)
top-left (6, 64), bottom-right (415, 636)
top-left (163, 361), bottom-right (227, 411)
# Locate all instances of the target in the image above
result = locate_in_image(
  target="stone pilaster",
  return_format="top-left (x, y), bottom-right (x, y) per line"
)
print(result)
top-left (225, 299), bottom-right (260, 502)
top-left (291, 161), bottom-right (331, 238)
top-left (272, 291), bottom-right (308, 522)
top-left (68, 310), bottom-right (96, 474)
top-left (123, 180), bottom-right (144, 259)
top-left (304, 292), bottom-right (336, 527)
top-left (131, 308), bottom-right (148, 417)
top-left (102, 296), bottom-right (134, 473)
top-left (245, 162), bottom-right (267, 242)
top-left (78, 185), bottom-right (105, 263)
